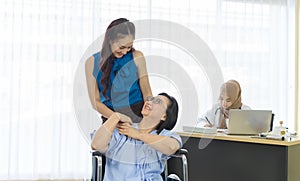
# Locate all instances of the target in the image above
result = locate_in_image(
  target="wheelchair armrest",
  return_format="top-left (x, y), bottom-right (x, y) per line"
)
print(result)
top-left (91, 150), bottom-right (103, 157)
top-left (171, 148), bottom-right (188, 158)
top-left (91, 150), bottom-right (104, 181)
top-left (165, 148), bottom-right (189, 181)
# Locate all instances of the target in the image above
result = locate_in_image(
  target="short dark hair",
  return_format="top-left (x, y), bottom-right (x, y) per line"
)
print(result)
top-left (156, 92), bottom-right (179, 134)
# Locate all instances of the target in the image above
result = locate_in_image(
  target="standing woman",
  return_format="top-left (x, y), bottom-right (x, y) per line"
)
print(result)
top-left (85, 18), bottom-right (152, 123)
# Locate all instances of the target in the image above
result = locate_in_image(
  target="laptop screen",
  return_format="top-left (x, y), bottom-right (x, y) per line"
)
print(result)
top-left (227, 110), bottom-right (272, 135)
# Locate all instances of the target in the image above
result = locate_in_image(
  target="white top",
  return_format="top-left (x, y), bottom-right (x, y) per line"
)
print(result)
top-left (197, 104), bottom-right (251, 128)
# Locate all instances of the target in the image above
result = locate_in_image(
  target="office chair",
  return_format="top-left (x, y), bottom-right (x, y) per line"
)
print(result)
top-left (91, 148), bottom-right (188, 181)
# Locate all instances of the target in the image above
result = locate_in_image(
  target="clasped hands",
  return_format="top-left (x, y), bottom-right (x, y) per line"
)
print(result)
top-left (115, 112), bottom-right (140, 139)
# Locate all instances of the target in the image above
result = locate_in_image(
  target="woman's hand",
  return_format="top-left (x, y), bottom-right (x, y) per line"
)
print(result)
top-left (117, 123), bottom-right (140, 139)
top-left (115, 112), bottom-right (133, 125)
top-left (203, 123), bottom-right (213, 128)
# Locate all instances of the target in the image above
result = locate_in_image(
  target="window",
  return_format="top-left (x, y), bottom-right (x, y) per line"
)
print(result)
top-left (0, 0), bottom-right (295, 179)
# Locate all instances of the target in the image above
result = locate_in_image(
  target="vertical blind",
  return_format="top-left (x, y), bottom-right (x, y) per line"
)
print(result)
top-left (0, 0), bottom-right (295, 179)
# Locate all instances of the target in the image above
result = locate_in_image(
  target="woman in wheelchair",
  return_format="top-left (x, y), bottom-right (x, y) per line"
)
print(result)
top-left (91, 92), bottom-right (182, 181)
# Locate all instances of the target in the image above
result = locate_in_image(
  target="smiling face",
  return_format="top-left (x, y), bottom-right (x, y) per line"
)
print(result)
top-left (110, 34), bottom-right (134, 58)
top-left (218, 80), bottom-right (242, 110)
top-left (219, 94), bottom-right (233, 110)
top-left (141, 95), bottom-right (169, 121)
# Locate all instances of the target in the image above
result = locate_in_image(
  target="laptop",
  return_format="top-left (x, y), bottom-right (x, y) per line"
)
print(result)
top-left (225, 109), bottom-right (272, 135)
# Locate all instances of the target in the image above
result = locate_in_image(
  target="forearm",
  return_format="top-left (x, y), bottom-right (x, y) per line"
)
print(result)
top-left (137, 133), bottom-right (180, 155)
top-left (91, 113), bottom-right (120, 152)
top-left (134, 50), bottom-right (152, 99)
top-left (139, 76), bottom-right (153, 100)
top-left (85, 57), bottom-right (115, 118)
top-left (95, 101), bottom-right (114, 118)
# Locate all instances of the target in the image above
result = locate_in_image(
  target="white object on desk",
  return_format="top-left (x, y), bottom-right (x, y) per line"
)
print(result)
top-left (182, 125), bottom-right (217, 134)
top-left (272, 126), bottom-right (287, 136)
top-left (266, 134), bottom-right (285, 141)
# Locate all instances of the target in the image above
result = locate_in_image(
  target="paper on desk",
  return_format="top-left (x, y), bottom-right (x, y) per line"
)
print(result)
top-left (217, 128), bottom-right (227, 133)
top-left (183, 126), bottom-right (217, 134)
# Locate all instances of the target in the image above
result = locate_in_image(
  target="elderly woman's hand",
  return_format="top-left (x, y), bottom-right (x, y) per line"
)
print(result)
top-left (117, 122), bottom-right (140, 139)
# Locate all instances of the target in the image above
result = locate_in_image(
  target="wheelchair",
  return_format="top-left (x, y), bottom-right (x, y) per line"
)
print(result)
top-left (91, 148), bottom-right (188, 181)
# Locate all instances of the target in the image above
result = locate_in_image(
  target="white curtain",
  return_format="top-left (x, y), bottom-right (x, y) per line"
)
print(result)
top-left (147, 0), bottom-right (296, 129)
top-left (0, 0), bottom-right (295, 180)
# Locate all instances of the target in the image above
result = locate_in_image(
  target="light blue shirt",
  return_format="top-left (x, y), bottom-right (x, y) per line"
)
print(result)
top-left (103, 124), bottom-right (182, 181)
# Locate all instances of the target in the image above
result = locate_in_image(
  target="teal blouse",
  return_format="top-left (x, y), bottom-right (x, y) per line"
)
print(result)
top-left (93, 51), bottom-right (143, 109)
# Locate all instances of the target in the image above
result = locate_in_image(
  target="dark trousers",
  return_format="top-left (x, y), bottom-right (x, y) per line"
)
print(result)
top-left (101, 101), bottom-right (144, 123)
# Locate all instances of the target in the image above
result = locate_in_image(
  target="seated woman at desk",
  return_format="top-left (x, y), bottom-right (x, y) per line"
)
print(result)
top-left (91, 93), bottom-right (182, 181)
top-left (197, 80), bottom-right (251, 129)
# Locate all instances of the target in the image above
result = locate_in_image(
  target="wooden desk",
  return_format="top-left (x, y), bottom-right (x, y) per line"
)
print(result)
top-left (168, 132), bottom-right (300, 181)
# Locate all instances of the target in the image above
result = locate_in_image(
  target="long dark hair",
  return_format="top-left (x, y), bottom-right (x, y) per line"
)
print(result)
top-left (156, 93), bottom-right (179, 134)
top-left (99, 18), bottom-right (135, 97)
